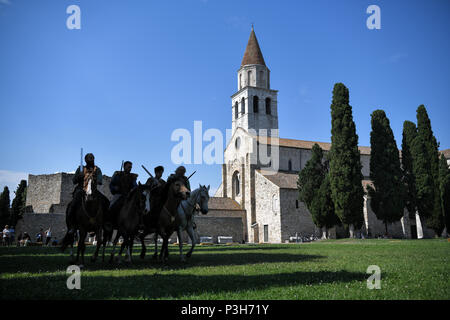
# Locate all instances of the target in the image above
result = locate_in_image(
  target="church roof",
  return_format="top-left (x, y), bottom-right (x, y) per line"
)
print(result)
top-left (255, 136), bottom-right (372, 155)
top-left (257, 169), bottom-right (374, 191)
top-left (241, 27), bottom-right (266, 67)
top-left (440, 149), bottom-right (450, 159)
top-left (209, 197), bottom-right (244, 211)
top-left (257, 169), bottom-right (298, 189)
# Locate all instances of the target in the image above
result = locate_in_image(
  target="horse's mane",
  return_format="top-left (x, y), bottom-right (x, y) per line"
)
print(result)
top-left (161, 176), bottom-right (186, 203)
top-left (125, 185), bottom-right (140, 202)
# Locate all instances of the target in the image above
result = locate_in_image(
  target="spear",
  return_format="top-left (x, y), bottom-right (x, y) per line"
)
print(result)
top-left (141, 165), bottom-right (154, 178)
top-left (80, 148), bottom-right (83, 172)
top-left (187, 171), bottom-right (196, 180)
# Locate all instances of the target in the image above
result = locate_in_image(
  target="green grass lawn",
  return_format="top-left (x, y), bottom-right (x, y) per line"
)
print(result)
top-left (0, 239), bottom-right (449, 300)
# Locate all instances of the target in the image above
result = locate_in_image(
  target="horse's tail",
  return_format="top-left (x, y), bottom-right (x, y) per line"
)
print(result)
top-left (60, 232), bottom-right (74, 252)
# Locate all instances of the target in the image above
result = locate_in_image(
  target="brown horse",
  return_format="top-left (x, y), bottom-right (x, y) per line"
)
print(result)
top-left (157, 178), bottom-right (191, 262)
top-left (138, 177), bottom-right (190, 261)
top-left (109, 182), bottom-right (151, 263)
top-left (61, 179), bottom-right (109, 267)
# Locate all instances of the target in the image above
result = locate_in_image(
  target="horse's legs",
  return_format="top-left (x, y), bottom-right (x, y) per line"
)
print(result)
top-left (75, 231), bottom-right (82, 264)
top-left (160, 236), bottom-right (169, 262)
top-left (152, 233), bottom-right (158, 260)
top-left (177, 228), bottom-right (185, 262)
top-left (139, 232), bottom-right (147, 260)
top-left (127, 234), bottom-right (133, 263)
top-left (92, 228), bottom-right (102, 263)
top-left (186, 224), bottom-right (196, 259)
top-left (101, 230), bottom-right (110, 263)
top-left (117, 235), bottom-right (126, 263)
top-left (109, 231), bottom-right (121, 263)
top-left (78, 229), bottom-right (87, 267)
top-left (69, 240), bottom-right (74, 263)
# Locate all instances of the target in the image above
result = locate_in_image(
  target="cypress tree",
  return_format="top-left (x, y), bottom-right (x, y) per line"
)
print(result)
top-left (0, 186), bottom-right (11, 226)
top-left (11, 180), bottom-right (27, 226)
top-left (368, 110), bottom-right (404, 235)
top-left (310, 173), bottom-right (341, 237)
top-left (298, 145), bottom-right (340, 238)
top-left (409, 123), bottom-right (434, 221)
top-left (298, 143), bottom-right (325, 209)
top-left (401, 121), bottom-right (418, 218)
top-left (417, 105), bottom-right (444, 235)
top-left (329, 83), bottom-right (364, 237)
top-left (438, 154), bottom-right (450, 235)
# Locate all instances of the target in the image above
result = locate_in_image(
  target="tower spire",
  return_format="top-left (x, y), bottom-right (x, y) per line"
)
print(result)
top-left (241, 26), bottom-right (266, 67)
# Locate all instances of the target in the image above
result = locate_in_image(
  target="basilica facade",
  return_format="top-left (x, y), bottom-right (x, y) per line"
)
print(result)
top-left (214, 28), bottom-right (445, 242)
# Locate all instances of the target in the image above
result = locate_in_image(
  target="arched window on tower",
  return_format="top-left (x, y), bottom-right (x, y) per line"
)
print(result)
top-left (253, 96), bottom-right (259, 113)
top-left (234, 101), bottom-right (238, 119)
top-left (241, 97), bottom-right (245, 114)
top-left (259, 71), bottom-right (264, 87)
top-left (288, 159), bottom-right (292, 171)
top-left (247, 71), bottom-right (252, 86)
top-left (265, 97), bottom-right (271, 115)
top-left (239, 73), bottom-right (242, 90)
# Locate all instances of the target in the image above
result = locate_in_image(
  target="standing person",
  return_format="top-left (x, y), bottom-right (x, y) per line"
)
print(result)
top-left (22, 232), bottom-right (31, 246)
top-left (45, 228), bottom-right (52, 246)
top-left (2, 225), bottom-right (10, 246)
top-left (36, 228), bottom-right (44, 243)
top-left (17, 232), bottom-right (23, 247)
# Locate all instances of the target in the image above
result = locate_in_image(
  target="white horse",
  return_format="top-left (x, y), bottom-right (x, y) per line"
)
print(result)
top-left (176, 184), bottom-right (210, 261)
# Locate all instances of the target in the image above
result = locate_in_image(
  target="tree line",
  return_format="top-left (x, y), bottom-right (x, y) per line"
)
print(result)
top-left (298, 83), bottom-right (450, 238)
top-left (0, 180), bottom-right (27, 227)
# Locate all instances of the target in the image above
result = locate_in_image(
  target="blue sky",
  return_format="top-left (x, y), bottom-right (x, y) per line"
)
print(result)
top-left (1, 0), bottom-right (449, 197)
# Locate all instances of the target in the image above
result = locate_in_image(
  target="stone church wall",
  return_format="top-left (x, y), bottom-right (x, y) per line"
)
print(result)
top-left (194, 216), bottom-right (244, 244)
top-left (279, 147), bottom-right (302, 172)
top-left (254, 171), bottom-right (281, 243)
top-left (280, 189), bottom-right (319, 242)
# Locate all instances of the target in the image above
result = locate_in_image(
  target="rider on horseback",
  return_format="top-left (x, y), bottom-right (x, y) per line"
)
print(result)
top-left (66, 153), bottom-right (108, 235)
top-left (165, 166), bottom-right (201, 227)
top-left (166, 166), bottom-right (191, 191)
top-left (106, 161), bottom-right (138, 232)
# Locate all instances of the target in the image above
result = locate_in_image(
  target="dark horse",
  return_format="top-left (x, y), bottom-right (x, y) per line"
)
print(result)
top-left (138, 177), bottom-right (190, 261)
top-left (109, 183), bottom-right (151, 263)
top-left (61, 179), bottom-right (109, 267)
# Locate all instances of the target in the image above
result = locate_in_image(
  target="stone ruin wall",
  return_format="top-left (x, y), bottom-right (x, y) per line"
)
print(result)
top-left (26, 172), bottom-right (113, 214)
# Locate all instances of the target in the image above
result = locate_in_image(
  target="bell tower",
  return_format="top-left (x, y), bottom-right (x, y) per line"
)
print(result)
top-left (231, 26), bottom-right (279, 137)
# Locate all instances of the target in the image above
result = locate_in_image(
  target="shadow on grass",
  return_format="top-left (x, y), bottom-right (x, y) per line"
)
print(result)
top-left (0, 269), bottom-right (368, 300)
top-left (188, 244), bottom-right (302, 252)
top-left (0, 246), bottom-right (325, 274)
